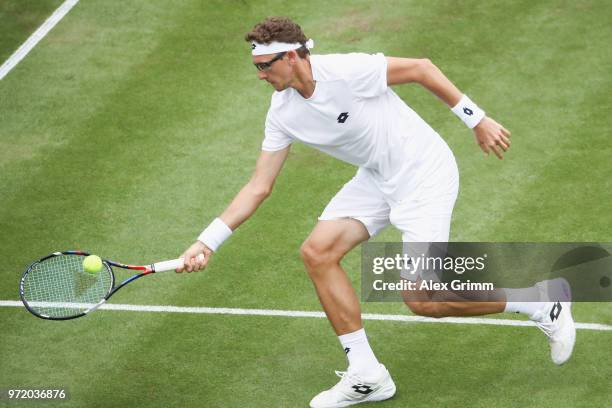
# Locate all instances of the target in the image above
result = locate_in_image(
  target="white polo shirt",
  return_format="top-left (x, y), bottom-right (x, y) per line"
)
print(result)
top-left (262, 52), bottom-right (455, 201)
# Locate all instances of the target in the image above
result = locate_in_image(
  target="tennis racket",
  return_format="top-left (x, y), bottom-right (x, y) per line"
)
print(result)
top-left (19, 250), bottom-right (204, 320)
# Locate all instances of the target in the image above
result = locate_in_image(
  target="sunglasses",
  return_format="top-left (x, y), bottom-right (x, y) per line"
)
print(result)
top-left (253, 52), bottom-right (287, 72)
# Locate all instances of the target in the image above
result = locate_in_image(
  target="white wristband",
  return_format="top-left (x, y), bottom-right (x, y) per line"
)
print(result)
top-left (197, 218), bottom-right (232, 252)
top-left (451, 94), bottom-right (485, 129)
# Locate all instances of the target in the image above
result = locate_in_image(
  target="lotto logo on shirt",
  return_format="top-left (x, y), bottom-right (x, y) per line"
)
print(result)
top-left (337, 112), bottom-right (349, 123)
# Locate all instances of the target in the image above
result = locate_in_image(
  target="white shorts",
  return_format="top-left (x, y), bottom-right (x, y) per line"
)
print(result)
top-left (319, 159), bottom-right (459, 243)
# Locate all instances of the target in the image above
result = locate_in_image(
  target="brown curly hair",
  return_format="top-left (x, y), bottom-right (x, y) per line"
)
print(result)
top-left (245, 17), bottom-right (310, 58)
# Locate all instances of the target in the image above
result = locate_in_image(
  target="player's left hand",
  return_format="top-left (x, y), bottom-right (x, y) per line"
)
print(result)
top-left (473, 116), bottom-right (511, 159)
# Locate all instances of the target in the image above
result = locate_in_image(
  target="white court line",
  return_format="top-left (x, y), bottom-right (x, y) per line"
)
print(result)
top-left (0, 0), bottom-right (80, 81)
top-left (2, 300), bottom-right (611, 331)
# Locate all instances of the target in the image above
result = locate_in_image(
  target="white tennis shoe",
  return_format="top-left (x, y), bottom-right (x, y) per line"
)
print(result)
top-left (531, 278), bottom-right (576, 365)
top-left (309, 364), bottom-right (396, 408)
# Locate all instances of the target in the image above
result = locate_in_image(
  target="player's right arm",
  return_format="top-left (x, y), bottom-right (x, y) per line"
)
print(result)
top-left (178, 147), bottom-right (290, 272)
top-left (220, 147), bottom-right (290, 230)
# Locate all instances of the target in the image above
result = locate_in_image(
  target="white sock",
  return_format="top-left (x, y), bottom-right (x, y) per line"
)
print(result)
top-left (503, 287), bottom-right (545, 319)
top-left (338, 328), bottom-right (380, 376)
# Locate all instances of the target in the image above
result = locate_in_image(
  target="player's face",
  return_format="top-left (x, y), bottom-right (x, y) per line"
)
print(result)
top-left (253, 52), bottom-right (292, 91)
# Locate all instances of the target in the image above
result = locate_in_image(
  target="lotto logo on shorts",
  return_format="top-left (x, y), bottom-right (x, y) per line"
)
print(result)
top-left (337, 112), bottom-right (349, 123)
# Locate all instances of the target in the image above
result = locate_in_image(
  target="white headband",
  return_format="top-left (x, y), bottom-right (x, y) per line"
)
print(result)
top-left (251, 38), bottom-right (314, 56)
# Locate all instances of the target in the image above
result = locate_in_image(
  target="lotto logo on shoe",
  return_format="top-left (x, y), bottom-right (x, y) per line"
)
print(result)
top-left (550, 302), bottom-right (562, 321)
top-left (344, 347), bottom-right (351, 354)
top-left (337, 112), bottom-right (349, 123)
top-left (351, 385), bottom-right (373, 395)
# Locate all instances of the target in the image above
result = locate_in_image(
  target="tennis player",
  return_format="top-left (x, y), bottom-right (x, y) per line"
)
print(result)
top-left (178, 17), bottom-right (575, 408)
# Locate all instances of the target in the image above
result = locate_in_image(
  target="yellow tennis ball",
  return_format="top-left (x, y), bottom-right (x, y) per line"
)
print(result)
top-left (83, 255), bottom-right (103, 274)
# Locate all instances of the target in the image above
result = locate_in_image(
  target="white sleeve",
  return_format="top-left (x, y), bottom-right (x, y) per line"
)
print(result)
top-left (262, 109), bottom-right (293, 151)
top-left (314, 53), bottom-right (388, 99)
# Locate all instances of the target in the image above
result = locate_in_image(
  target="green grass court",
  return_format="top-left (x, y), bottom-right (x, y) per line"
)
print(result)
top-left (1, 0), bottom-right (611, 406)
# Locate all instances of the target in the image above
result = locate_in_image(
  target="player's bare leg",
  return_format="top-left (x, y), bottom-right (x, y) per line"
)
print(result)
top-left (402, 284), bottom-right (505, 318)
top-left (301, 219), bottom-right (396, 407)
top-left (300, 219), bottom-right (368, 335)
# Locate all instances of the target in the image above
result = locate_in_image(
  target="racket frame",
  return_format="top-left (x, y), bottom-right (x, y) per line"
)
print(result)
top-left (20, 250), bottom-right (185, 320)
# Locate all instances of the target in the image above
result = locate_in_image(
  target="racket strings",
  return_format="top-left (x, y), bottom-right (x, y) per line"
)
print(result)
top-left (22, 255), bottom-right (113, 318)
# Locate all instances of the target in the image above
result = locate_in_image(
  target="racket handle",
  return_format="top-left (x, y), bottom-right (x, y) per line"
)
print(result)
top-left (153, 253), bottom-right (205, 272)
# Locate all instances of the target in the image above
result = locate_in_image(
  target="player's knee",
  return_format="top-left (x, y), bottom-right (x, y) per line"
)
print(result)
top-left (300, 240), bottom-right (341, 272)
top-left (404, 300), bottom-right (445, 318)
